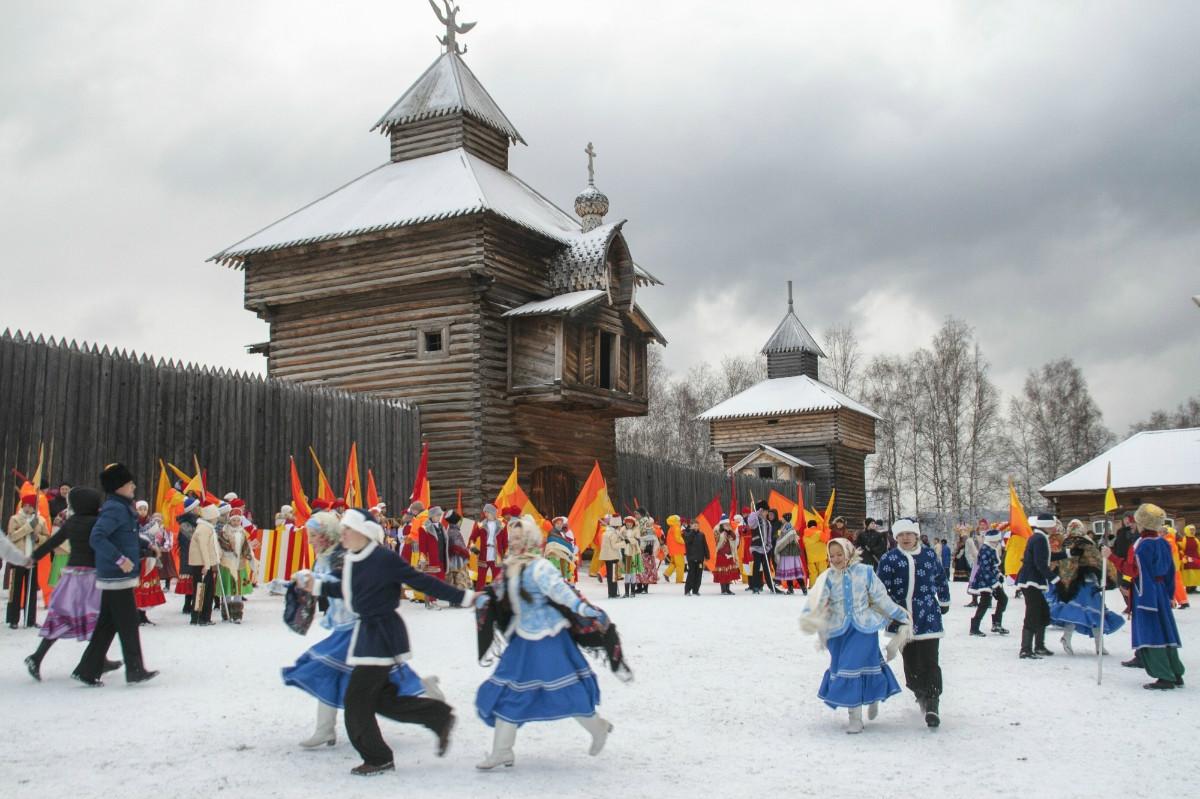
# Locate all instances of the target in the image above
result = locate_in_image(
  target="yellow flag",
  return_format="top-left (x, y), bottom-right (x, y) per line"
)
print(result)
top-left (1103, 462), bottom-right (1118, 514)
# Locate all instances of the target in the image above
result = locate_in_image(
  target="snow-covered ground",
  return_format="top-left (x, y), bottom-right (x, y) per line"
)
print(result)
top-left (1, 578), bottom-right (1193, 798)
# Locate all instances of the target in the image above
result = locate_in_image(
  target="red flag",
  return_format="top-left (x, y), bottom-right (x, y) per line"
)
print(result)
top-left (366, 468), bottom-right (381, 509)
top-left (456, 488), bottom-right (463, 517)
top-left (308, 447), bottom-right (335, 503)
top-left (343, 442), bottom-right (361, 507)
top-left (289, 456), bottom-right (312, 527)
top-left (694, 496), bottom-right (723, 570)
top-left (410, 442), bottom-right (430, 508)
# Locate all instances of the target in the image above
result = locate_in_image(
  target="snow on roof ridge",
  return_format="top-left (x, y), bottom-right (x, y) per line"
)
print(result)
top-left (696, 374), bottom-right (881, 421)
top-left (1040, 427), bottom-right (1200, 494)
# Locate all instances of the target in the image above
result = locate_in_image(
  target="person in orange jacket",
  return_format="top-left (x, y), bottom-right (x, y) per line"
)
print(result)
top-left (662, 514), bottom-right (686, 583)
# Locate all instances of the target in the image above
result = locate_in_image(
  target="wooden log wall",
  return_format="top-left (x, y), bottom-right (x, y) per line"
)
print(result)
top-left (0, 331), bottom-right (420, 527)
top-left (615, 451), bottom-right (811, 521)
top-left (388, 114), bottom-right (509, 170)
top-left (708, 409), bottom-right (876, 455)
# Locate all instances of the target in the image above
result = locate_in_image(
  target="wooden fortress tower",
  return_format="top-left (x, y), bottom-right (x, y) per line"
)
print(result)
top-left (698, 283), bottom-right (878, 526)
top-left (212, 9), bottom-right (665, 514)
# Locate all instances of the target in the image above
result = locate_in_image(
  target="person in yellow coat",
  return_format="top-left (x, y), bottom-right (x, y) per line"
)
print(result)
top-left (1163, 525), bottom-right (1190, 609)
top-left (662, 515), bottom-right (686, 584)
top-left (1181, 524), bottom-right (1200, 592)
top-left (803, 519), bottom-right (828, 583)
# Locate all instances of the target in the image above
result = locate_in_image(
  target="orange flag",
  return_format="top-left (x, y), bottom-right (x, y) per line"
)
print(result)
top-left (694, 496), bottom-right (723, 570)
top-left (308, 447), bottom-right (335, 502)
top-left (569, 461), bottom-right (616, 555)
top-left (456, 488), bottom-right (464, 517)
top-left (768, 489), bottom-right (801, 526)
top-left (823, 488), bottom-right (837, 526)
top-left (343, 442), bottom-right (361, 507)
top-left (289, 456), bottom-right (312, 527)
top-left (366, 468), bottom-right (381, 509)
top-left (494, 458), bottom-right (545, 526)
top-left (410, 443), bottom-right (431, 508)
top-left (1004, 478), bottom-right (1032, 577)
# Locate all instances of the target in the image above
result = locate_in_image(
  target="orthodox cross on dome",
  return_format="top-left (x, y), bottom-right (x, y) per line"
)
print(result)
top-left (429, 0), bottom-right (476, 55)
top-left (787, 279), bottom-right (794, 311)
top-left (585, 142), bottom-right (597, 185)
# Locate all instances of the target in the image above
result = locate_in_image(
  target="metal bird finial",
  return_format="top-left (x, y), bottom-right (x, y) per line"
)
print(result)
top-left (430, 0), bottom-right (476, 55)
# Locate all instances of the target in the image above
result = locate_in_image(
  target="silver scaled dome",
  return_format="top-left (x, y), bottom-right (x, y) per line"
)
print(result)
top-left (575, 183), bottom-right (609, 221)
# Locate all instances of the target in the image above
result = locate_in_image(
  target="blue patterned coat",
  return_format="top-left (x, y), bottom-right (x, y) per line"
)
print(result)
top-left (1132, 536), bottom-right (1182, 648)
top-left (968, 544), bottom-right (1002, 595)
top-left (878, 545), bottom-right (950, 639)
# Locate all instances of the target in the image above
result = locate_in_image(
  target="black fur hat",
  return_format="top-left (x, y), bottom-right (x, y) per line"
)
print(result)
top-left (99, 462), bottom-right (135, 494)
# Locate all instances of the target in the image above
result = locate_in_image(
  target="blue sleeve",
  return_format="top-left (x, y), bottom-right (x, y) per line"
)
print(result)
top-left (385, 551), bottom-right (466, 605)
top-left (533, 560), bottom-right (600, 618)
top-left (935, 553), bottom-right (951, 606)
top-left (89, 506), bottom-right (123, 568)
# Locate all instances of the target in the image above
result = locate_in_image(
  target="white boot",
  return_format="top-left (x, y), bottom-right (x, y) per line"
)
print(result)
top-left (299, 702), bottom-right (337, 748)
top-left (421, 675), bottom-right (445, 702)
top-left (846, 707), bottom-right (864, 734)
top-left (1061, 625), bottom-right (1075, 655)
top-left (576, 714), bottom-right (613, 756)
top-left (867, 702), bottom-right (879, 721)
top-left (476, 720), bottom-right (517, 770)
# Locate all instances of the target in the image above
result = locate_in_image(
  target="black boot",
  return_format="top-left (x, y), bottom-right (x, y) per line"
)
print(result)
top-left (924, 695), bottom-right (941, 728)
top-left (1019, 629), bottom-right (1040, 659)
top-left (991, 620), bottom-right (1010, 635)
top-left (969, 621), bottom-right (986, 637)
top-left (1033, 629), bottom-right (1054, 657)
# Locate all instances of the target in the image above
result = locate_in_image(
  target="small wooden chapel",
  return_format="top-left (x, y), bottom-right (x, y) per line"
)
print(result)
top-left (698, 283), bottom-right (879, 526)
top-left (212, 6), bottom-right (665, 514)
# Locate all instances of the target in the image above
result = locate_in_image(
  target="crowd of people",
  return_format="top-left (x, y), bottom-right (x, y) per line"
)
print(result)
top-left (1, 464), bottom-right (1191, 774)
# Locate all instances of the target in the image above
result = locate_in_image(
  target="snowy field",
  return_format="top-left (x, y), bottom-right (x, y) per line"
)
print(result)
top-left (1, 578), bottom-right (1193, 798)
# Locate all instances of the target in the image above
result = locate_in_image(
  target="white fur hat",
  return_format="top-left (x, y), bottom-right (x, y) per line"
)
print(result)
top-left (223, 492), bottom-right (239, 502)
top-left (892, 518), bottom-right (920, 536)
top-left (341, 509), bottom-right (382, 544)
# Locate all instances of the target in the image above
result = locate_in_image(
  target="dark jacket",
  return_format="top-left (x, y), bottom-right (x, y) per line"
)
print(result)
top-left (1016, 530), bottom-right (1064, 589)
top-left (683, 528), bottom-right (710, 562)
top-left (91, 494), bottom-right (141, 589)
top-left (857, 528), bottom-right (887, 568)
top-left (177, 512), bottom-right (197, 565)
top-left (32, 487), bottom-right (103, 567)
top-left (321, 541), bottom-right (465, 665)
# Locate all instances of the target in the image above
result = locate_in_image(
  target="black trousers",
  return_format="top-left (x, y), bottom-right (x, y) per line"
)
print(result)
top-left (684, 559), bottom-right (705, 594)
top-left (750, 553), bottom-right (778, 593)
top-left (76, 588), bottom-right (143, 679)
top-left (1022, 587), bottom-right (1050, 637)
top-left (190, 567), bottom-right (215, 624)
top-left (605, 560), bottom-right (619, 598)
top-left (344, 665), bottom-right (451, 766)
top-left (6, 565), bottom-right (38, 626)
top-left (901, 638), bottom-right (942, 699)
top-left (971, 587), bottom-right (1009, 628)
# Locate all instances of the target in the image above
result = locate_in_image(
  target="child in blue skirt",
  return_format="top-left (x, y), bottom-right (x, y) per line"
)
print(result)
top-left (800, 538), bottom-right (909, 733)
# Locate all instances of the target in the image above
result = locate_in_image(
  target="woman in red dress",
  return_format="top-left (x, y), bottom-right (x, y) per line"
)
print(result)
top-left (712, 517), bottom-right (740, 595)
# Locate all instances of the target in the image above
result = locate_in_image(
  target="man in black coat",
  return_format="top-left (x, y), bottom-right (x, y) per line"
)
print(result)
top-left (682, 520), bottom-right (710, 596)
top-left (857, 519), bottom-right (888, 570)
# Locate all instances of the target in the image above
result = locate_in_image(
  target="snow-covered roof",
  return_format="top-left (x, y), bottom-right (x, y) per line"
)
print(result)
top-left (697, 375), bottom-right (881, 422)
top-left (211, 148), bottom-right (579, 264)
top-left (502, 290), bottom-right (606, 318)
top-left (548, 222), bottom-right (624, 293)
top-left (633, 263), bottom-right (662, 287)
top-left (730, 444), bottom-right (815, 473)
top-left (1040, 428), bottom-right (1200, 494)
top-left (762, 310), bottom-right (826, 357)
top-left (371, 51), bottom-right (524, 144)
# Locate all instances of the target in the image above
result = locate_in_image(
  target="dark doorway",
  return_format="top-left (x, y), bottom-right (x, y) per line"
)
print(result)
top-left (530, 465), bottom-right (579, 518)
top-left (599, 332), bottom-right (614, 389)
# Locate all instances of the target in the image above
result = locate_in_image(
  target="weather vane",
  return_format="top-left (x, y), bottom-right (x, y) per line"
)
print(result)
top-left (585, 142), bottom-right (597, 185)
top-left (429, 0), bottom-right (475, 55)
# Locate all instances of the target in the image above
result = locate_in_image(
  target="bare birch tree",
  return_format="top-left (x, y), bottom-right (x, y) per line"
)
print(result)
top-left (821, 323), bottom-right (862, 394)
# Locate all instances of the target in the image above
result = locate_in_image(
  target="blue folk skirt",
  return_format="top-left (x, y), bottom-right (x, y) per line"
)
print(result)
top-left (818, 627), bottom-right (902, 709)
top-left (475, 629), bottom-right (600, 727)
top-left (1048, 583), bottom-right (1125, 638)
top-left (281, 627), bottom-right (425, 708)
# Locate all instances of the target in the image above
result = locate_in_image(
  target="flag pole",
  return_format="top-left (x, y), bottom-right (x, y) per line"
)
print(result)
top-left (1098, 513), bottom-right (1109, 686)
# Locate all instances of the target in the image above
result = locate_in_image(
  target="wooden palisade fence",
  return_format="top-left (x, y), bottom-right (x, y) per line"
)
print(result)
top-left (616, 451), bottom-right (814, 520)
top-left (0, 331), bottom-right (421, 525)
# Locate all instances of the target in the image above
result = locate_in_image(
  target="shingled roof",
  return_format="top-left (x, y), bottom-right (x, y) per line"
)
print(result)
top-left (371, 50), bottom-right (524, 144)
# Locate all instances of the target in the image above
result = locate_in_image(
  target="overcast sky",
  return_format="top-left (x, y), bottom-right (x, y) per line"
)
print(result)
top-left (3, 1), bottom-right (1197, 433)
